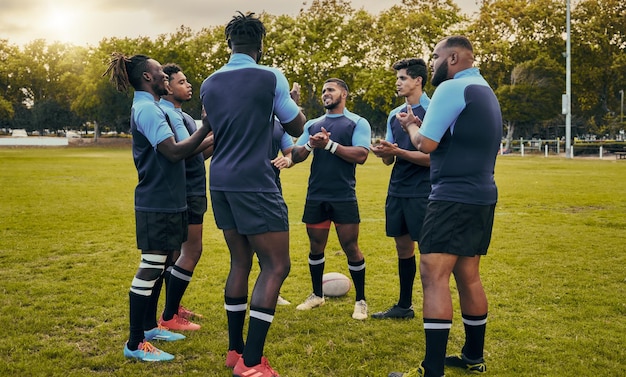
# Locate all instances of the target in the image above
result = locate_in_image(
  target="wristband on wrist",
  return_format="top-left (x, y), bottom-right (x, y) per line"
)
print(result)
top-left (330, 141), bottom-right (339, 154)
top-left (324, 140), bottom-right (333, 150)
top-left (304, 142), bottom-right (313, 151)
top-left (285, 157), bottom-right (292, 167)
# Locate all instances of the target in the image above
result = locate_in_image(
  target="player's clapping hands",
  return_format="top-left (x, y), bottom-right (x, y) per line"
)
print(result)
top-left (309, 127), bottom-right (331, 149)
top-left (396, 101), bottom-right (422, 133)
top-left (371, 140), bottom-right (399, 159)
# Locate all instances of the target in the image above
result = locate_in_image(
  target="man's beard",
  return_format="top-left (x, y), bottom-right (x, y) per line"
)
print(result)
top-left (324, 98), bottom-right (340, 110)
top-left (431, 61), bottom-right (449, 87)
top-left (157, 86), bottom-right (169, 96)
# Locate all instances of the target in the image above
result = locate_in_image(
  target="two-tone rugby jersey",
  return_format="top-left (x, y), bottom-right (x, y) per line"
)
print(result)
top-left (199, 54), bottom-right (300, 193)
top-left (385, 92), bottom-right (431, 198)
top-left (419, 68), bottom-right (502, 205)
top-left (296, 109), bottom-right (371, 201)
top-left (131, 91), bottom-right (186, 213)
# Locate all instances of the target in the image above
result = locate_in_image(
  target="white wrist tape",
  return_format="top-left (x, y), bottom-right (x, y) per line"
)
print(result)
top-left (330, 141), bottom-right (338, 154)
top-left (304, 142), bottom-right (313, 151)
top-left (324, 140), bottom-right (333, 150)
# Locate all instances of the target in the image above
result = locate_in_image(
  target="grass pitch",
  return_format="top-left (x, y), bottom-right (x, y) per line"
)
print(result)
top-left (0, 147), bottom-right (624, 376)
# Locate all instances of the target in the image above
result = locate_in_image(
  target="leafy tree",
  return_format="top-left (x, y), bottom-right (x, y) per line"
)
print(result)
top-left (572, 0), bottom-right (626, 136)
top-left (0, 0), bottom-right (624, 140)
top-left (498, 56), bottom-right (564, 148)
top-left (360, 0), bottom-right (465, 134)
top-left (0, 39), bottom-right (18, 125)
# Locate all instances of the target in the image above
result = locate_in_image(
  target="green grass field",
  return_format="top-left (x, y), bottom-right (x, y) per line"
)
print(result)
top-left (1, 147), bottom-right (625, 376)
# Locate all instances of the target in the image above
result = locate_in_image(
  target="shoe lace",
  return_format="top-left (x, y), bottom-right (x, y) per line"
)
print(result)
top-left (156, 324), bottom-right (170, 331)
top-left (261, 357), bottom-right (279, 376)
top-left (356, 300), bottom-right (367, 314)
top-left (306, 293), bottom-right (319, 302)
top-left (174, 314), bottom-right (192, 324)
top-left (139, 341), bottom-right (161, 355)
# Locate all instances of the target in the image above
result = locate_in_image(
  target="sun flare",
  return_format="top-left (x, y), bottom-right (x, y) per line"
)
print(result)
top-left (43, 7), bottom-right (79, 43)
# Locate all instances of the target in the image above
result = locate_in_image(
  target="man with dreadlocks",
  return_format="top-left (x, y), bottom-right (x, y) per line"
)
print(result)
top-left (200, 11), bottom-right (305, 377)
top-left (103, 53), bottom-right (213, 362)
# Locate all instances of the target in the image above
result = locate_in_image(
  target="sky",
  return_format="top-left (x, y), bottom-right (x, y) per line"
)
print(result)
top-left (0, 0), bottom-right (481, 47)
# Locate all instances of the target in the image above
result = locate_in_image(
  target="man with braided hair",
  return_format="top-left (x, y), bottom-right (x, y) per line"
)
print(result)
top-left (199, 11), bottom-right (305, 377)
top-left (103, 53), bottom-right (212, 362)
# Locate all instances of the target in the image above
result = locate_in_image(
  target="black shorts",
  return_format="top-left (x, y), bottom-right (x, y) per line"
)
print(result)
top-left (187, 196), bottom-right (207, 225)
top-left (135, 211), bottom-right (188, 251)
top-left (302, 200), bottom-right (360, 224)
top-left (385, 196), bottom-right (427, 241)
top-left (210, 191), bottom-right (289, 235)
top-left (418, 201), bottom-right (495, 256)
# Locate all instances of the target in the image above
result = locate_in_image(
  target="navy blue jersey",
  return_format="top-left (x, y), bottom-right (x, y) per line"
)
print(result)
top-left (180, 111), bottom-right (207, 197)
top-left (200, 54), bottom-right (300, 193)
top-left (297, 110), bottom-right (371, 201)
top-left (420, 68), bottom-right (502, 205)
top-left (130, 92), bottom-right (186, 213)
top-left (386, 96), bottom-right (430, 198)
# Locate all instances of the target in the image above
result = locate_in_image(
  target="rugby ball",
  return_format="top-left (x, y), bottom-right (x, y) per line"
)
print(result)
top-left (322, 272), bottom-right (351, 297)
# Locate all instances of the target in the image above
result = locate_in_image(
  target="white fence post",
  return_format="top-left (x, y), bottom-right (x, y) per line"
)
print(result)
top-left (556, 139), bottom-right (560, 154)
top-left (521, 143), bottom-right (525, 157)
top-left (599, 145), bottom-right (603, 159)
top-left (545, 144), bottom-right (548, 157)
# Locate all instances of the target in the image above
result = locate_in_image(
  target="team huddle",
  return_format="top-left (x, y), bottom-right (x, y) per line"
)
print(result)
top-left (104, 11), bottom-right (501, 377)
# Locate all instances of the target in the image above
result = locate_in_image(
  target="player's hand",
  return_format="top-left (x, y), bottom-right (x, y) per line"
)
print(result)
top-left (371, 140), bottom-right (398, 158)
top-left (201, 106), bottom-right (212, 131)
top-left (290, 82), bottom-right (301, 104)
top-left (271, 156), bottom-right (292, 169)
top-left (309, 127), bottom-right (331, 148)
top-left (396, 101), bottom-right (422, 132)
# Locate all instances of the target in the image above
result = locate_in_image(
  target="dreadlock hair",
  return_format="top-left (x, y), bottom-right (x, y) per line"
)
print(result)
top-left (102, 52), bottom-right (151, 93)
top-left (162, 63), bottom-right (182, 79)
top-left (225, 11), bottom-right (266, 49)
top-left (324, 78), bottom-right (349, 94)
top-left (392, 58), bottom-right (428, 89)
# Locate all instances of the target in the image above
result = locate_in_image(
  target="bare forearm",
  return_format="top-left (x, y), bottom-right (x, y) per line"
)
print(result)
top-left (158, 126), bottom-right (211, 163)
top-left (333, 145), bottom-right (369, 165)
top-left (291, 145), bottom-right (310, 163)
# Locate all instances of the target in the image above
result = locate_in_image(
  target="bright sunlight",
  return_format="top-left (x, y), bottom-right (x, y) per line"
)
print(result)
top-left (43, 6), bottom-right (79, 43)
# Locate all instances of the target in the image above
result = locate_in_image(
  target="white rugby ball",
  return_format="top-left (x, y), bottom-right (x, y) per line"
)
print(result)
top-left (322, 272), bottom-right (351, 297)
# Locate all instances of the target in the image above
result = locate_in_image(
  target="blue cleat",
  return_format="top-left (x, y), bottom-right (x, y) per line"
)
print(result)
top-left (124, 341), bottom-right (174, 362)
top-left (144, 325), bottom-right (186, 342)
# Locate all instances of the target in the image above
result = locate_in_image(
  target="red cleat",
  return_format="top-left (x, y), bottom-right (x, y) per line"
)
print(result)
top-left (158, 314), bottom-right (201, 331)
top-left (233, 356), bottom-right (280, 377)
top-left (225, 350), bottom-right (242, 368)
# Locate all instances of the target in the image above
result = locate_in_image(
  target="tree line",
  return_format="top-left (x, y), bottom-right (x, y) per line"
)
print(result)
top-left (0, 0), bottom-right (624, 142)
